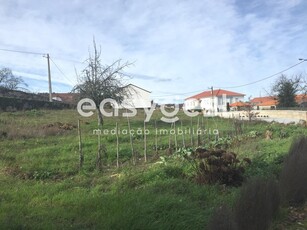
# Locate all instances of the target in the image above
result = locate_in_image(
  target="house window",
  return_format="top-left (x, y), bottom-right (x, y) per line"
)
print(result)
top-left (218, 97), bottom-right (223, 105)
top-left (235, 97), bottom-right (238, 102)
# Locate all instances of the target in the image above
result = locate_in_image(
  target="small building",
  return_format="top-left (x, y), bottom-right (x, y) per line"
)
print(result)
top-left (52, 93), bottom-right (79, 104)
top-left (296, 94), bottom-right (307, 107)
top-left (250, 96), bottom-right (278, 110)
top-left (51, 84), bottom-right (151, 109)
top-left (184, 89), bottom-right (245, 113)
top-left (120, 84), bottom-right (152, 109)
top-left (229, 101), bottom-right (250, 111)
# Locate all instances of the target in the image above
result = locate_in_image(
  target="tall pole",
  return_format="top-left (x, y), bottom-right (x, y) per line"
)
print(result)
top-left (46, 53), bottom-right (52, 102)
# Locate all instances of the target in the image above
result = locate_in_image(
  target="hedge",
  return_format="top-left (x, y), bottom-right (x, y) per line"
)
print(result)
top-left (0, 97), bottom-right (71, 111)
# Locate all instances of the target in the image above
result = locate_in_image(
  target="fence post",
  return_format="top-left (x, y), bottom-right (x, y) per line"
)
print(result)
top-left (78, 119), bottom-right (83, 171)
top-left (126, 111), bottom-right (135, 165)
top-left (116, 122), bottom-right (119, 168)
top-left (181, 120), bottom-right (185, 148)
top-left (144, 120), bottom-right (147, 162)
top-left (154, 120), bottom-right (158, 154)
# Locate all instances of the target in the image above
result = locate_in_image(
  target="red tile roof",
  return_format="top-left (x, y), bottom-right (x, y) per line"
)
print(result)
top-left (250, 95), bottom-right (307, 106)
top-left (230, 101), bottom-right (250, 107)
top-left (295, 94), bottom-right (307, 104)
top-left (258, 99), bottom-right (278, 106)
top-left (250, 96), bottom-right (277, 104)
top-left (186, 89), bottom-right (245, 100)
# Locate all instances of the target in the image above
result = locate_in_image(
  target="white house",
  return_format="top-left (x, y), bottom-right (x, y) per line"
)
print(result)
top-left (184, 89), bottom-right (245, 113)
top-left (119, 84), bottom-right (152, 109)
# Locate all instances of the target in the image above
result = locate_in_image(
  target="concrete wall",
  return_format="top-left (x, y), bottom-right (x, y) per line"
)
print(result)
top-left (217, 110), bottom-right (307, 122)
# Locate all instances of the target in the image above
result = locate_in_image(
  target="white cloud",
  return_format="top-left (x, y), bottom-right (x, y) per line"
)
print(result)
top-left (0, 0), bottom-right (306, 102)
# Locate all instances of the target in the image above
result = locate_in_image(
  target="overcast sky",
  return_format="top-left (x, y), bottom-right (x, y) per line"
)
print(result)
top-left (0, 0), bottom-right (307, 103)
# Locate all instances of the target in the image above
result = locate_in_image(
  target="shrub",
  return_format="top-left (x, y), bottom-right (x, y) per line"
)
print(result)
top-left (162, 165), bottom-right (185, 179)
top-left (208, 205), bottom-right (237, 230)
top-left (234, 178), bottom-right (280, 230)
top-left (279, 136), bottom-right (307, 205)
top-left (179, 147), bottom-right (250, 187)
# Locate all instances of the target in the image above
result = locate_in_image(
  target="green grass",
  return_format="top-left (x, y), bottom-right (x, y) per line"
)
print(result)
top-left (0, 109), bottom-right (306, 229)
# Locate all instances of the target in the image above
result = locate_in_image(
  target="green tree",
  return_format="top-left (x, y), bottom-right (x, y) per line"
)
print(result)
top-left (272, 74), bottom-right (304, 108)
top-left (73, 40), bottom-right (132, 127)
top-left (0, 68), bottom-right (27, 90)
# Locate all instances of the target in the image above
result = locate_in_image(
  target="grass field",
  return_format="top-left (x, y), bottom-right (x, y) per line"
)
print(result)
top-left (0, 108), bottom-right (306, 229)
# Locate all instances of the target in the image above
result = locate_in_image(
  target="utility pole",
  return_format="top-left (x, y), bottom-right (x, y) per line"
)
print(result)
top-left (46, 53), bottom-right (53, 102)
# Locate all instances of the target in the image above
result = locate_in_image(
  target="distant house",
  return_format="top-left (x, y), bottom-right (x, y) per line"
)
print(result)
top-left (51, 84), bottom-right (151, 109)
top-left (184, 89), bottom-right (245, 113)
top-left (52, 93), bottom-right (79, 104)
top-left (250, 96), bottom-right (278, 110)
top-left (250, 95), bottom-right (307, 109)
top-left (295, 94), bottom-right (307, 107)
top-left (119, 84), bottom-right (152, 109)
top-left (229, 101), bottom-right (250, 111)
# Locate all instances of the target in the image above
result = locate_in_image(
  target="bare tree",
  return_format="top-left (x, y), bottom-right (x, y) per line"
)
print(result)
top-left (0, 68), bottom-right (27, 90)
top-left (73, 40), bottom-right (132, 126)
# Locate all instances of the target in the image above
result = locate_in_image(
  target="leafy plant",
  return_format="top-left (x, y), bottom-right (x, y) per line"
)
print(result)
top-left (177, 147), bottom-right (250, 187)
top-left (32, 170), bottom-right (52, 180)
top-left (247, 130), bottom-right (260, 138)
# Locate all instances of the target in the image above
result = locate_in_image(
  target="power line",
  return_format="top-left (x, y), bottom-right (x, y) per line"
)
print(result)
top-left (51, 56), bottom-right (84, 64)
top-left (0, 47), bottom-right (45, 56)
top-left (213, 60), bottom-right (306, 89)
top-left (152, 60), bottom-right (306, 97)
top-left (1, 46), bottom-right (305, 96)
top-left (152, 90), bottom-right (205, 97)
top-left (49, 57), bottom-right (75, 85)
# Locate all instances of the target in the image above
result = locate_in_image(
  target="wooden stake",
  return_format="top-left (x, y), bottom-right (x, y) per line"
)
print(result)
top-left (116, 122), bottom-right (119, 168)
top-left (78, 119), bottom-right (83, 171)
top-left (169, 122), bottom-right (173, 150)
top-left (190, 116), bottom-right (193, 147)
top-left (197, 115), bottom-right (201, 146)
top-left (154, 120), bottom-right (158, 154)
top-left (168, 123), bottom-right (173, 155)
top-left (174, 121), bottom-right (178, 151)
top-left (144, 120), bottom-right (147, 162)
top-left (96, 132), bottom-right (102, 171)
top-left (126, 110), bottom-right (135, 165)
top-left (181, 120), bottom-right (185, 148)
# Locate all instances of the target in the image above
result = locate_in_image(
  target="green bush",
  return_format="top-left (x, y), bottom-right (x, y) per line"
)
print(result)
top-left (178, 147), bottom-right (249, 187)
top-left (0, 97), bottom-right (71, 111)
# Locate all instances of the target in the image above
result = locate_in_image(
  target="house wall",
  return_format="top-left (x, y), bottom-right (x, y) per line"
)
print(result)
top-left (200, 98), bottom-right (212, 111)
top-left (184, 98), bottom-right (201, 111)
top-left (185, 94), bottom-right (245, 113)
top-left (258, 105), bottom-right (276, 110)
top-left (120, 85), bottom-right (151, 109)
top-left (200, 95), bottom-right (244, 113)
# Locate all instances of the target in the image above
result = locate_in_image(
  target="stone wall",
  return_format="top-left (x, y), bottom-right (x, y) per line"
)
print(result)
top-left (217, 110), bottom-right (307, 122)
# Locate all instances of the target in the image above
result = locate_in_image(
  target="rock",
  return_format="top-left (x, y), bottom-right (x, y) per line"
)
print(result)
top-left (298, 119), bottom-right (306, 127)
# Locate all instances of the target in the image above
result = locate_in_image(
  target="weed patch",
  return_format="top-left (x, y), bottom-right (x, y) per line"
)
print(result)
top-left (279, 136), bottom-right (307, 205)
top-left (234, 178), bottom-right (280, 230)
top-left (208, 204), bottom-right (237, 230)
